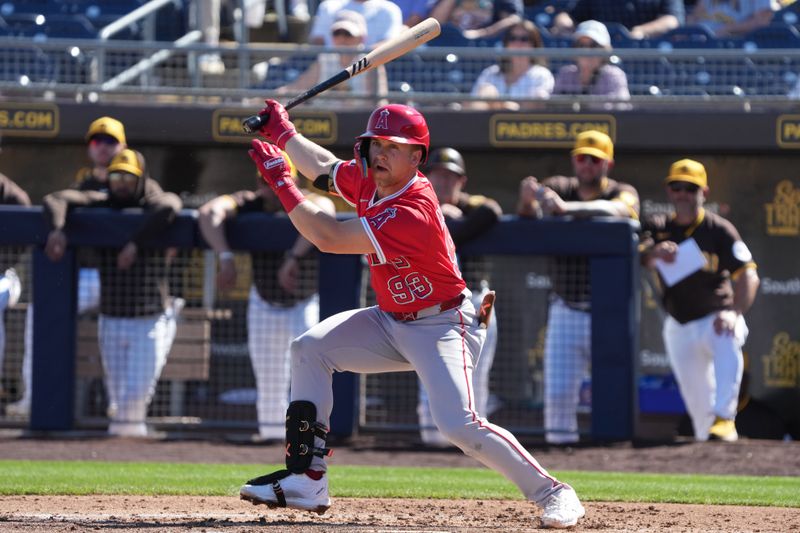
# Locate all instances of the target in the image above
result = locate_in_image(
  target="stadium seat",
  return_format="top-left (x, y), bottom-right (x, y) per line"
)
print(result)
top-left (743, 23), bottom-right (800, 48)
top-left (430, 23), bottom-right (471, 48)
top-left (660, 24), bottom-right (718, 48)
top-left (0, 46), bottom-right (57, 84)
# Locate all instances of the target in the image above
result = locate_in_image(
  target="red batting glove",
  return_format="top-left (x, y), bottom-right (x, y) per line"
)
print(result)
top-left (257, 99), bottom-right (298, 150)
top-left (249, 139), bottom-right (306, 213)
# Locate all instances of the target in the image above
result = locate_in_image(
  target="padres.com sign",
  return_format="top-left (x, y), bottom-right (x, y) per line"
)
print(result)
top-left (490, 114), bottom-right (616, 148)
top-left (212, 108), bottom-right (337, 144)
top-left (0, 102), bottom-right (59, 137)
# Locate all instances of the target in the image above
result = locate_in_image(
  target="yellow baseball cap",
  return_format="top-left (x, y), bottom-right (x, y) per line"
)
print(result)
top-left (108, 149), bottom-right (144, 178)
top-left (86, 116), bottom-right (126, 145)
top-left (571, 130), bottom-right (613, 161)
top-left (665, 159), bottom-right (707, 188)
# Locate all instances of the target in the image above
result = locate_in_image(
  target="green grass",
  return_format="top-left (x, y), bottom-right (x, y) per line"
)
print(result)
top-left (0, 460), bottom-right (797, 507)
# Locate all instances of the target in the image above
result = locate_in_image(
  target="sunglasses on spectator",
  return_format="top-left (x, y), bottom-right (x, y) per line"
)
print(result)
top-left (109, 172), bottom-right (138, 184)
top-left (332, 29), bottom-right (354, 38)
top-left (574, 154), bottom-right (604, 164)
top-left (90, 134), bottom-right (119, 146)
top-left (668, 182), bottom-right (700, 193)
top-left (507, 34), bottom-right (531, 43)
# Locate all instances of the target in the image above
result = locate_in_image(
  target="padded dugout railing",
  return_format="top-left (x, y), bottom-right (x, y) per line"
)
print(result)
top-left (0, 206), bottom-right (638, 440)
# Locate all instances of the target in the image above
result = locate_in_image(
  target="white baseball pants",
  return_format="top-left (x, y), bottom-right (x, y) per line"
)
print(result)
top-left (98, 312), bottom-right (176, 430)
top-left (247, 287), bottom-right (319, 439)
top-left (544, 297), bottom-right (591, 445)
top-left (663, 313), bottom-right (747, 441)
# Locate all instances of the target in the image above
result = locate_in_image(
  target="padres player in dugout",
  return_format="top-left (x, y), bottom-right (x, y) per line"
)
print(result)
top-left (641, 159), bottom-right (759, 442)
top-left (238, 99), bottom-right (586, 529)
top-left (42, 149), bottom-right (183, 437)
top-left (517, 130), bottom-right (639, 445)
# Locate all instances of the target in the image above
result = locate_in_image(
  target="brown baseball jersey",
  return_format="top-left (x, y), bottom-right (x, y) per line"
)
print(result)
top-left (449, 192), bottom-right (501, 288)
top-left (642, 208), bottom-right (756, 324)
top-left (544, 176), bottom-right (640, 308)
top-left (42, 180), bottom-right (182, 317)
top-left (227, 189), bottom-right (318, 306)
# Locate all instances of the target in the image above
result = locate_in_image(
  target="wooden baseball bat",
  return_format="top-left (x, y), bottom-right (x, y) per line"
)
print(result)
top-left (242, 18), bottom-right (441, 133)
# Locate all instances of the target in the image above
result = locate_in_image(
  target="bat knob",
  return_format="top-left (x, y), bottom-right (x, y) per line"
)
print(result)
top-left (242, 114), bottom-right (265, 134)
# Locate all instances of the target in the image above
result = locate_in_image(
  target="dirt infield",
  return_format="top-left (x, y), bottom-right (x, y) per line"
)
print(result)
top-left (1, 433), bottom-right (799, 532)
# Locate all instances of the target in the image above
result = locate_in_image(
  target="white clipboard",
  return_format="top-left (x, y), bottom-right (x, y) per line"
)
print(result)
top-left (655, 238), bottom-right (707, 287)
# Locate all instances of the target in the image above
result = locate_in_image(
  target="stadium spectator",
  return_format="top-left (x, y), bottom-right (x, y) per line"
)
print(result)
top-left (687, 0), bottom-right (779, 37)
top-left (470, 20), bottom-right (553, 109)
top-left (198, 155), bottom-right (335, 442)
top-left (277, 11), bottom-right (387, 103)
top-left (430, 0), bottom-right (492, 31)
top-left (640, 159), bottom-right (759, 442)
top-left (516, 131), bottom-right (640, 444)
top-left (430, 0), bottom-right (523, 40)
top-left (789, 77), bottom-right (800, 98)
top-left (416, 147), bottom-right (502, 447)
top-left (554, 20), bottom-right (631, 106)
top-left (553, 0), bottom-right (685, 40)
top-left (308, 0), bottom-right (403, 47)
top-left (0, 172), bottom-right (30, 418)
top-left (42, 149), bottom-right (183, 437)
top-left (392, 0), bottom-right (431, 27)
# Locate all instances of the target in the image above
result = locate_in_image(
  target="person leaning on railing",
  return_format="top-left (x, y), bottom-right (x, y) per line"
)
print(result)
top-left (687, 0), bottom-right (778, 38)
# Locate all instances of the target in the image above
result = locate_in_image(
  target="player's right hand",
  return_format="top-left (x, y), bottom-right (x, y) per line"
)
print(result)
top-left (45, 229), bottom-right (67, 262)
top-left (257, 99), bottom-right (298, 150)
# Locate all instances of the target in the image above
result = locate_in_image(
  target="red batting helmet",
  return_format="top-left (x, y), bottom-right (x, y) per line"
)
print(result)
top-left (357, 104), bottom-right (430, 161)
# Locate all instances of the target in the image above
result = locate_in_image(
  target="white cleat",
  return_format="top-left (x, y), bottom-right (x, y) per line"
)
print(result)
top-left (5, 398), bottom-right (30, 417)
top-left (240, 470), bottom-right (331, 514)
top-left (541, 485), bottom-right (586, 529)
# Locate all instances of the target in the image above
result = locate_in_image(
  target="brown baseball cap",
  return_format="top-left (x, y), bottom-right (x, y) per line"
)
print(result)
top-left (665, 158), bottom-right (707, 187)
top-left (86, 116), bottom-right (126, 145)
top-left (571, 130), bottom-right (614, 161)
top-left (425, 147), bottom-right (466, 175)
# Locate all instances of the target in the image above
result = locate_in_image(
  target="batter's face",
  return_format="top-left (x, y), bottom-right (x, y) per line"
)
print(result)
top-left (368, 138), bottom-right (422, 192)
top-left (427, 167), bottom-right (466, 205)
top-left (88, 134), bottom-right (124, 168)
top-left (572, 153), bottom-right (609, 185)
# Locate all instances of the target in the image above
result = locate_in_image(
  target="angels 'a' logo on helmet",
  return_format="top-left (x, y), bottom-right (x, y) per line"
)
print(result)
top-left (374, 108), bottom-right (391, 131)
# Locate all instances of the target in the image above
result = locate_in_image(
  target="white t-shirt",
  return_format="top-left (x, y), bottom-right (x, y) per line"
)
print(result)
top-left (309, 0), bottom-right (403, 47)
top-left (471, 64), bottom-right (554, 99)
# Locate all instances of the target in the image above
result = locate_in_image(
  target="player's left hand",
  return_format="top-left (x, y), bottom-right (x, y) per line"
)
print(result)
top-left (249, 139), bottom-right (294, 194)
top-left (714, 309), bottom-right (738, 336)
top-left (117, 242), bottom-right (138, 270)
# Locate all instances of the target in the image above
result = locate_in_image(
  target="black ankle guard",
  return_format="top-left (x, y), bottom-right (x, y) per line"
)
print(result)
top-left (285, 400), bottom-right (333, 474)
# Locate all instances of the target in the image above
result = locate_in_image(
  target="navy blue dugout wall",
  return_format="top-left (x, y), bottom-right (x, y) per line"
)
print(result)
top-left (0, 207), bottom-right (638, 440)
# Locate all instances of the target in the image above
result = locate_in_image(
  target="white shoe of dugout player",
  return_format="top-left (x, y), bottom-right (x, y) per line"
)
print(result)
top-left (540, 485), bottom-right (586, 529)
top-left (107, 421), bottom-right (148, 438)
top-left (240, 471), bottom-right (331, 514)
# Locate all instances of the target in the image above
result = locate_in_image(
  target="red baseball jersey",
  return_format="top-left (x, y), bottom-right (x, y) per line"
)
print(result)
top-left (332, 160), bottom-right (466, 313)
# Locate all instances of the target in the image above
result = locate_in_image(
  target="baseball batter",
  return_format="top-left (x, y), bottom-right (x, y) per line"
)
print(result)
top-left (198, 161), bottom-right (335, 441)
top-left (42, 149), bottom-right (182, 437)
top-left (238, 100), bottom-right (585, 529)
top-left (517, 131), bottom-right (639, 445)
top-left (642, 159), bottom-right (759, 442)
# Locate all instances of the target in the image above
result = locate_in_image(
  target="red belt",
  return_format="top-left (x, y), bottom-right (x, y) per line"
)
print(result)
top-left (389, 293), bottom-right (465, 322)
